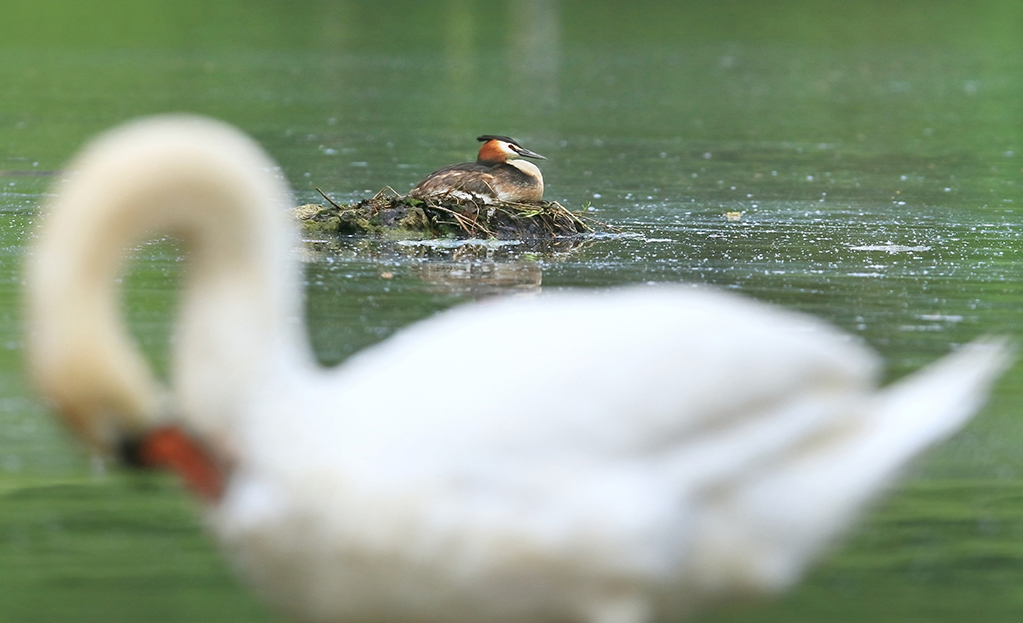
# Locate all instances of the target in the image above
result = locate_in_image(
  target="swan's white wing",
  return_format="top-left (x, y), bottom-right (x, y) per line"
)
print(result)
top-left (324, 286), bottom-right (879, 466)
top-left (261, 286), bottom-right (883, 565)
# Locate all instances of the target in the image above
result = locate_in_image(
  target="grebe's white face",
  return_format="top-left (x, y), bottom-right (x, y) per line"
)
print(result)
top-left (478, 137), bottom-right (546, 162)
top-left (495, 140), bottom-right (518, 158)
top-left (500, 140), bottom-right (547, 161)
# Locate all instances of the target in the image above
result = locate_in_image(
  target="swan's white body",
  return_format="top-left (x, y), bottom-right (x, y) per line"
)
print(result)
top-left (27, 117), bottom-right (1009, 623)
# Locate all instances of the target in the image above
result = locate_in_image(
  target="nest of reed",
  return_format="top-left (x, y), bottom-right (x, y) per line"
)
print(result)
top-left (293, 188), bottom-right (603, 240)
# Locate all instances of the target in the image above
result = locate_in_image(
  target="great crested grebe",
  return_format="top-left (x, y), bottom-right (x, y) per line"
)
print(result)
top-left (409, 135), bottom-right (547, 203)
top-left (28, 116), bottom-right (1010, 623)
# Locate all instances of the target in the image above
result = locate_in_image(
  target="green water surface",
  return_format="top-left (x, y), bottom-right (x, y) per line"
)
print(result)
top-left (2, 1), bottom-right (1023, 621)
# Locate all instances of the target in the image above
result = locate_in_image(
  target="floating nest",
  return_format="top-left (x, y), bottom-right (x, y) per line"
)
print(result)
top-left (293, 188), bottom-right (604, 240)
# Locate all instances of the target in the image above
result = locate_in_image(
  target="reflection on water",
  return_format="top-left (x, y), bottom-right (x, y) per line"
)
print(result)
top-left (300, 235), bottom-right (606, 300)
top-left (508, 0), bottom-right (561, 112)
top-left (409, 255), bottom-right (543, 297)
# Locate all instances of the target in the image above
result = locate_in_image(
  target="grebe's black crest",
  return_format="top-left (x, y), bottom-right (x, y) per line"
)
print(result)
top-left (477, 135), bottom-right (518, 144)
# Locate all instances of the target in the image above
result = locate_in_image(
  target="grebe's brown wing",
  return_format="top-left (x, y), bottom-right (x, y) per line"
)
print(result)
top-left (409, 163), bottom-right (498, 199)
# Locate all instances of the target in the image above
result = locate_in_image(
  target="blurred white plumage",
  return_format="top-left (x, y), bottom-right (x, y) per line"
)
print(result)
top-left (27, 116), bottom-right (1009, 623)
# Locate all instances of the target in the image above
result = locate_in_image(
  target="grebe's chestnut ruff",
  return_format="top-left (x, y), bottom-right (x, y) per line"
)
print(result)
top-left (409, 135), bottom-right (546, 203)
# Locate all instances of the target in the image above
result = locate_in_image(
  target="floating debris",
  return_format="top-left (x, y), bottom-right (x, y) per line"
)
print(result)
top-left (724, 211), bottom-right (744, 221)
top-left (848, 244), bottom-right (931, 253)
top-left (294, 187), bottom-right (605, 241)
top-left (396, 238), bottom-right (522, 250)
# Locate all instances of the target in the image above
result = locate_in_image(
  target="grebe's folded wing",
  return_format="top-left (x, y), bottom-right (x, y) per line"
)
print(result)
top-left (409, 163), bottom-right (498, 198)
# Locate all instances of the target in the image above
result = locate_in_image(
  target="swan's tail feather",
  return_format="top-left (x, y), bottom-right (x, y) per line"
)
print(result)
top-left (696, 337), bottom-right (1012, 596)
top-left (869, 336), bottom-right (1013, 457)
top-left (804, 336), bottom-right (1014, 548)
top-left (800, 336), bottom-right (1014, 518)
top-left (790, 336), bottom-right (1015, 572)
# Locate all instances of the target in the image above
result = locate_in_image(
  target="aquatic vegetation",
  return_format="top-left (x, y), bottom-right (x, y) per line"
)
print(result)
top-left (293, 187), bottom-right (601, 240)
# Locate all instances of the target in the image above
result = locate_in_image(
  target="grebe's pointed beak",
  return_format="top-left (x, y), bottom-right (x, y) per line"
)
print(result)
top-left (511, 145), bottom-right (546, 160)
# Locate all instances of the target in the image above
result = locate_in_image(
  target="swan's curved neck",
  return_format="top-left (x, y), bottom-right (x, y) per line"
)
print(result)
top-left (28, 117), bottom-right (311, 450)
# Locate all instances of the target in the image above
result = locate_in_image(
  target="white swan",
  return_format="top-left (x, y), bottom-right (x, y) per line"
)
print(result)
top-left (26, 116), bottom-right (1009, 623)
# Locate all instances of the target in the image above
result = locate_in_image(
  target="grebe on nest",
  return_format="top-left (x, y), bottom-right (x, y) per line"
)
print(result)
top-left (409, 135), bottom-right (547, 203)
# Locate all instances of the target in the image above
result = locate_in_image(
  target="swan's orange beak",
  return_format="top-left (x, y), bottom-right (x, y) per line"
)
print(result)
top-left (121, 426), bottom-right (225, 502)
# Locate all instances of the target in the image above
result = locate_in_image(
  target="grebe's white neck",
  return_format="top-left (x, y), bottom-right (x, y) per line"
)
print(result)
top-left (27, 116), bottom-right (312, 451)
top-left (506, 158), bottom-right (544, 183)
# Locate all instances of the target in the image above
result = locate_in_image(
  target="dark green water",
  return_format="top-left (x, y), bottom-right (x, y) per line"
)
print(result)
top-left (2, 1), bottom-right (1023, 621)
